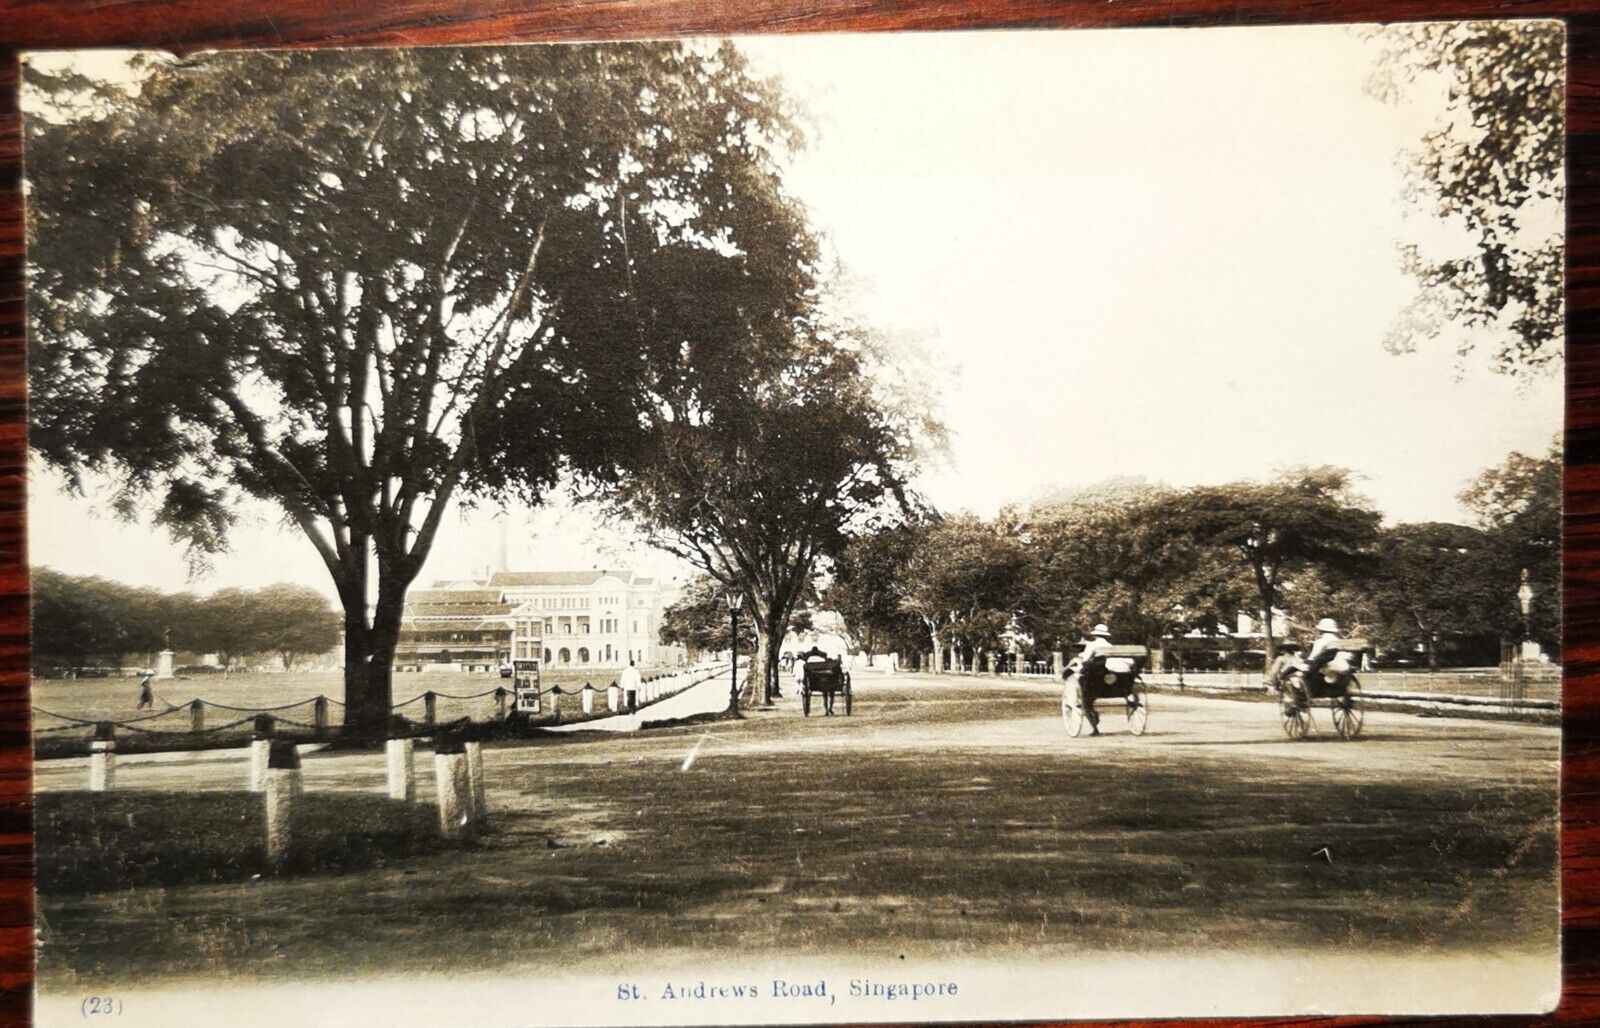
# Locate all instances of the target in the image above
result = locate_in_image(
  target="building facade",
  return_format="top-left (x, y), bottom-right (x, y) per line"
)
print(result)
top-left (394, 569), bottom-right (684, 671)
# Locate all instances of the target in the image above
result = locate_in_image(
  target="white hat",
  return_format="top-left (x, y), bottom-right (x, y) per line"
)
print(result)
top-left (1315, 617), bottom-right (1340, 634)
top-left (1091, 624), bottom-right (1111, 638)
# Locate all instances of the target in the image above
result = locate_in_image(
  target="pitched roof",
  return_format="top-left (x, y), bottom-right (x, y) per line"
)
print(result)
top-left (408, 589), bottom-right (505, 606)
top-left (488, 569), bottom-right (635, 587)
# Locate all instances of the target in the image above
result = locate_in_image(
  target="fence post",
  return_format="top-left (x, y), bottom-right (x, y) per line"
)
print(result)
top-left (386, 736), bottom-right (415, 802)
top-left (264, 741), bottom-right (302, 871)
top-left (313, 697), bottom-right (329, 740)
top-left (189, 699), bottom-right (205, 733)
top-left (89, 722), bottom-right (115, 792)
top-left (250, 715), bottom-right (275, 792)
top-left (464, 741), bottom-right (486, 827)
top-left (423, 691), bottom-right (437, 726)
top-left (1053, 651), bottom-right (1066, 678)
top-left (581, 685), bottom-right (595, 715)
top-left (607, 681), bottom-right (620, 712)
top-left (494, 687), bottom-right (508, 720)
top-left (433, 738), bottom-right (470, 840)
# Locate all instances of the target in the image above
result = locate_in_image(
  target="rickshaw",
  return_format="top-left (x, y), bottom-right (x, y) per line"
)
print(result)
top-left (800, 657), bottom-right (852, 717)
top-left (1061, 645), bottom-right (1150, 737)
top-left (1279, 639), bottom-right (1368, 740)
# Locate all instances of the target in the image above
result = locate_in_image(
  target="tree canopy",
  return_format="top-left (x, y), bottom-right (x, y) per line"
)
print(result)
top-left (1366, 21), bottom-right (1564, 374)
top-left (25, 43), bottom-right (821, 730)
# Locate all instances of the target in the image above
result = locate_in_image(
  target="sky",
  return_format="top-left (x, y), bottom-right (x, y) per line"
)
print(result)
top-left (26, 25), bottom-right (1565, 601)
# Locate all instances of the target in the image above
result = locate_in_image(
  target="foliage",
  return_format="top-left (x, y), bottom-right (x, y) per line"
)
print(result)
top-left (898, 513), bottom-right (1029, 666)
top-left (826, 523), bottom-right (928, 658)
top-left (1361, 523), bottom-right (1504, 668)
top-left (659, 576), bottom-right (757, 654)
top-left (1459, 438), bottom-right (1561, 653)
top-left (31, 570), bottom-right (341, 673)
top-left (1365, 21), bottom-right (1564, 374)
top-left (1106, 468), bottom-right (1381, 669)
top-left (25, 43), bottom-right (821, 730)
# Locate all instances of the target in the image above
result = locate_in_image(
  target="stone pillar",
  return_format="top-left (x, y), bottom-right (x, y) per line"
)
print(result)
top-left (264, 741), bottom-right (302, 870)
top-left (608, 682), bottom-right (621, 712)
top-left (89, 723), bottom-right (116, 792)
top-left (250, 715), bottom-right (275, 792)
top-left (434, 740), bottom-right (470, 840)
top-left (423, 691), bottom-right (437, 725)
top-left (156, 650), bottom-right (176, 681)
top-left (494, 687), bottom-right (508, 720)
top-left (581, 686), bottom-right (595, 715)
top-left (189, 699), bottom-right (205, 733)
top-left (313, 697), bottom-right (329, 740)
top-left (464, 741), bottom-right (486, 827)
top-left (386, 737), bottom-right (415, 802)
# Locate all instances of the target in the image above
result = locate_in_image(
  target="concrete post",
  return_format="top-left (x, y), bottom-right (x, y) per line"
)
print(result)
top-left (264, 741), bottom-right (302, 870)
top-left (607, 682), bottom-right (620, 712)
top-left (434, 740), bottom-right (470, 840)
top-left (313, 696), bottom-right (329, 739)
top-left (386, 737), bottom-right (415, 802)
top-left (1053, 650), bottom-right (1066, 677)
top-left (581, 686), bottom-right (595, 715)
top-left (423, 691), bottom-right (437, 725)
top-left (89, 722), bottom-right (115, 791)
top-left (494, 687), bottom-right (508, 720)
top-left (189, 699), bottom-right (204, 733)
top-left (464, 741), bottom-right (486, 827)
top-left (250, 715), bottom-right (275, 792)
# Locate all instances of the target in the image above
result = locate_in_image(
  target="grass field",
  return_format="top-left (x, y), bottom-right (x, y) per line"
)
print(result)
top-left (35, 677), bottom-right (1558, 988)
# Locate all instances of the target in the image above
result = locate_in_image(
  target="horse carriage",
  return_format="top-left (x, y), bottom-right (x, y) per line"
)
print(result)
top-left (1278, 639), bottom-right (1368, 740)
top-left (1061, 645), bottom-right (1150, 737)
top-left (800, 656), bottom-right (852, 717)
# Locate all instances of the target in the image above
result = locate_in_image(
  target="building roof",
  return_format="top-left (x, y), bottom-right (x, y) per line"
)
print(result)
top-left (398, 617), bottom-right (512, 634)
top-left (409, 589), bottom-right (505, 606)
top-left (488, 569), bottom-right (636, 588)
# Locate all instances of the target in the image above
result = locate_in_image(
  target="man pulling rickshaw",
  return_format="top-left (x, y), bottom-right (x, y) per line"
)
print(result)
top-left (1061, 623), bottom-right (1150, 738)
top-left (1273, 617), bottom-right (1367, 740)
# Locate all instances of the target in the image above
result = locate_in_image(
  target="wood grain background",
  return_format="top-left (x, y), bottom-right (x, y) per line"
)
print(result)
top-left (0, 2), bottom-right (1593, 1026)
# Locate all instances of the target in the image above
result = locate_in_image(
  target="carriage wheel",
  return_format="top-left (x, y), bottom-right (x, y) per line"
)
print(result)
top-left (1281, 695), bottom-right (1310, 740)
top-left (1126, 682), bottom-right (1148, 736)
top-left (1062, 681), bottom-right (1086, 737)
top-left (1331, 679), bottom-right (1364, 739)
top-left (802, 687), bottom-right (811, 717)
top-left (844, 682), bottom-right (853, 716)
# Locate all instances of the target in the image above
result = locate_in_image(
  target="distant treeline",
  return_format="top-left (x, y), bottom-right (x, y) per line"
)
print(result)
top-left (33, 570), bottom-right (341, 674)
top-left (824, 444), bottom-right (1560, 673)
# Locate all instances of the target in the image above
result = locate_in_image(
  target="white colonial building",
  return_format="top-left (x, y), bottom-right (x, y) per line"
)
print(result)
top-left (399, 569), bottom-right (684, 671)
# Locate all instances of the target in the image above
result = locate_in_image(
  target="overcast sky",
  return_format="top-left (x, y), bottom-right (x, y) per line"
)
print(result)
top-left (28, 25), bottom-right (1564, 600)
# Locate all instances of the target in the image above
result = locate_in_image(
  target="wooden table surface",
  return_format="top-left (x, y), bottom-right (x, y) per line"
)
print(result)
top-left (0, 2), bottom-right (1595, 1025)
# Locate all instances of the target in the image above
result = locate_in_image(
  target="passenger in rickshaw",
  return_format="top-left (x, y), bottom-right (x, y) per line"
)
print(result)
top-left (1267, 639), bottom-right (1304, 697)
top-left (1067, 623), bottom-right (1133, 736)
top-left (1282, 617), bottom-right (1343, 706)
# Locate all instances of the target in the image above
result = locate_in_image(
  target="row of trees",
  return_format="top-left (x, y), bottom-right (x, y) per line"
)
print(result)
top-left (32, 571), bottom-right (341, 674)
top-left (27, 44), bottom-right (930, 726)
top-left (828, 444), bottom-right (1560, 673)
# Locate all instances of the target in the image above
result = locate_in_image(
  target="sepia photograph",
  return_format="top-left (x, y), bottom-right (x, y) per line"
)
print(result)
top-left (21, 20), bottom-right (1564, 1024)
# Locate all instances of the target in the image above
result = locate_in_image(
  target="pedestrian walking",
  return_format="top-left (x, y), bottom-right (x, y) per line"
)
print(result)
top-left (137, 674), bottom-right (155, 710)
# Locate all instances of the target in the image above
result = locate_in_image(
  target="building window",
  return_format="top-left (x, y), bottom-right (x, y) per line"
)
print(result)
top-left (543, 648), bottom-right (552, 664)
top-left (578, 647), bottom-right (590, 664)
top-left (558, 647), bottom-right (571, 665)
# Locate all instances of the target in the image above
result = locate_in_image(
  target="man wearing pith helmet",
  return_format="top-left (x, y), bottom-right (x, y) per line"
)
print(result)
top-left (1068, 623), bottom-right (1117, 735)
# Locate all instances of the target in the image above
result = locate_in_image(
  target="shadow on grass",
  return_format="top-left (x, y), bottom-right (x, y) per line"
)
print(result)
top-left (37, 790), bottom-right (451, 894)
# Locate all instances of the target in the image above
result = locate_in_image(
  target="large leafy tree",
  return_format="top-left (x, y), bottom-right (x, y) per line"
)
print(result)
top-left (31, 569), bottom-right (166, 673)
top-left (659, 575), bottom-right (757, 656)
top-left (1019, 479), bottom-right (1253, 654)
top-left (1460, 439), bottom-right (1561, 654)
top-left (252, 584), bottom-right (342, 670)
top-left (1148, 468), bottom-right (1381, 670)
top-left (899, 513), bottom-right (1028, 673)
top-left (826, 523), bottom-right (928, 664)
top-left (1360, 522), bottom-right (1504, 669)
top-left (25, 44), bottom-right (816, 732)
top-left (1365, 21), bottom-right (1564, 374)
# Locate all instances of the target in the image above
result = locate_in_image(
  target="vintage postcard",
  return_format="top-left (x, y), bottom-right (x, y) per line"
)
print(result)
top-left (22, 21), bottom-right (1562, 1025)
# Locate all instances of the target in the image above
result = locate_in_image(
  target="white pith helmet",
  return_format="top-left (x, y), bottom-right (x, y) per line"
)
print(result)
top-left (1315, 617), bottom-right (1340, 634)
top-left (1091, 624), bottom-right (1111, 638)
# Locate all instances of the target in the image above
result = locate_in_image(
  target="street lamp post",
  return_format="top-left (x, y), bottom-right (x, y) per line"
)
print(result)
top-left (726, 591), bottom-right (741, 711)
top-left (1510, 568), bottom-right (1535, 705)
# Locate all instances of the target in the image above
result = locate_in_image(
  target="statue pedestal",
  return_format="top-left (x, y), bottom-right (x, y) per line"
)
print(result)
top-left (156, 650), bottom-right (175, 680)
top-left (1520, 640), bottom-right (1546, 662)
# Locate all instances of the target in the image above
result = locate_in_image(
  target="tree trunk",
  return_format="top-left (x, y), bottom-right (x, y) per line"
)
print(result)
top-left (1259, 604), bottom-right (1276, 674)
top-left (341, 561), bottom-right (410, 738)
top-left (928, 629), bottom-right (942, 675)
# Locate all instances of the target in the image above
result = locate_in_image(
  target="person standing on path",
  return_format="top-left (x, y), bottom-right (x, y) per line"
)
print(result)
top-left (136, 674), bottom-right (155, 710)
top-left (618, 659), bottom-right (642, 708)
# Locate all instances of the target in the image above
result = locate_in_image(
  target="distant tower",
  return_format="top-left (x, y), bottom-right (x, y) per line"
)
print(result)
top-left (492, 512), bottom-right (510, 574)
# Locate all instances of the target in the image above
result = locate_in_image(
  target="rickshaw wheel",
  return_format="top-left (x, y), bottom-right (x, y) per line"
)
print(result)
top-left (1281, 697), bottom-right (1310, 740)
top-left (1331, 679), bottom-right (1363, 739)
top-left (1062, 682), bottom-right (1086, 737)
top-left (1126, 682), bottom-right (1149, 736)
top-left (801, 687), bottom-right (811, 717)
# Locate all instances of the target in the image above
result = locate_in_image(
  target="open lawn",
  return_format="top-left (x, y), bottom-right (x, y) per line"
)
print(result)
top-left (35, 674), bottom-right (1558, 994)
